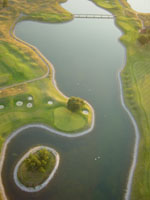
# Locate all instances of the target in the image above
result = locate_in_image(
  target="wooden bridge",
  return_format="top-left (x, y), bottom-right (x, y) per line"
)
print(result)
top-left (74, 14), bottom-right (115, 19)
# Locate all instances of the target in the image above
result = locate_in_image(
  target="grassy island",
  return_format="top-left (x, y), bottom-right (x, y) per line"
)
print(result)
top-left (14, 146), bottom-right (59, 192)
top-left (18, 148), bottom-right (56, 187)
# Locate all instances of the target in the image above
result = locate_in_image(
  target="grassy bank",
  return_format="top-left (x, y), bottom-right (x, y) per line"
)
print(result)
top-left (93, 0), bottom-right (150, 199)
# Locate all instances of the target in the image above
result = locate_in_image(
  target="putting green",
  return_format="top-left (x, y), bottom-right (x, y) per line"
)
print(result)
top-left (54, 107), bottom-right (86, 132)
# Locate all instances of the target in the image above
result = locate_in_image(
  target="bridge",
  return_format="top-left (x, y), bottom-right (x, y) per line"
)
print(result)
top-left (74, 14), bottom-right (115, 19)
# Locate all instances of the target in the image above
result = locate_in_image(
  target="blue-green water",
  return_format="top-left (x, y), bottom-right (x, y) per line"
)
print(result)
top-left (2, 0), bottom-right (135, 199)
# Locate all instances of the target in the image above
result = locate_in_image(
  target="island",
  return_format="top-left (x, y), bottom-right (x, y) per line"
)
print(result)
top-left (13, 146), bottom-right (60, 192)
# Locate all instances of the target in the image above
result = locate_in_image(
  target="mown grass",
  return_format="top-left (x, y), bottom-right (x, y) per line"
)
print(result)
top-left (0, 41), bottom-right (45, 87)
top-left (0, 0), bottom-right (73, 88)
top-left (0, 78), bottom-right (92, 146)
top-left (93, 0), bottom-right (150, 199)
top-left (54, 107), bottom-right (86, 132)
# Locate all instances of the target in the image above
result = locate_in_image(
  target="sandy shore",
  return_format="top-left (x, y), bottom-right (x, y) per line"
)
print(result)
top-left (13, 146), bottom-right (60, 192)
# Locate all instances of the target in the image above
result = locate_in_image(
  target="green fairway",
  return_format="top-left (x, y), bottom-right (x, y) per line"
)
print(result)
top-left (0, 41), bottom-right (46, 87)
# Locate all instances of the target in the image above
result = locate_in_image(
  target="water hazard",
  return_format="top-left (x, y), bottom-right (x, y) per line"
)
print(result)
top-left (2, 0), bottom-right (135, 199)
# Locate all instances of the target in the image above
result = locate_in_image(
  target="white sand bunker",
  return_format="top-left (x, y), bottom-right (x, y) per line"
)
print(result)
top-left (48, 100), bottom-right (53, 105)
top-left (82, 110), bottom-right (89, 115)
top-left (16, 101), bottom-right (23, 107)
top-left (28, 96), bottom-right (33, 101)
top-left (0, 105), bottom-right (4, 109)
top-left (27, 103), bottom-right (33, 108)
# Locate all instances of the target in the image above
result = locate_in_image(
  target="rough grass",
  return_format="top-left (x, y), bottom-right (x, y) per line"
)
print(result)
top-left (0, 41), bottom-right (45, 87)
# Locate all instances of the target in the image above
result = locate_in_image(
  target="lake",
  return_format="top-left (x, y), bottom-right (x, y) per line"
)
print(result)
top-left (2, 0), bottom-right (135, 199)
top-left (127, 0), bottom-right (150, 13)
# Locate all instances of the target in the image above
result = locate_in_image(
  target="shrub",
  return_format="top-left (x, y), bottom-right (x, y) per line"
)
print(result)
top-left (138, 35), bottom-right (149, 45)
top-left (25, 148), bottom-right (51, 172)
top-left (67, 96), bottom-right (85, 112)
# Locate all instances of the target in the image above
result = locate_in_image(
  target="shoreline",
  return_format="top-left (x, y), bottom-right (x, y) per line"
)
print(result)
top-left (0, 117), bottom-right (95, 199)
top-left (118, 70), bottom-right (140, 200)
top-left (115, 3), bottom-right (141, 200)
top-left (114, 4), bottom-right (140, 199)
top-left (0, 10), bottom-right (95, 200)
top-left (112, 6), bottom-right (141, 199)
top-left (0, 1), bottom-right (138, 200)
top-left (91, 1), bottom-right (141, 199)
top-left (92, 0), bottom-right (140, 197)
top-left (13, 146), bottom-right (60, 192)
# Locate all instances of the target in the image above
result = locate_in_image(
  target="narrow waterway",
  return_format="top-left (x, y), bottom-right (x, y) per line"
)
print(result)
top-left (2, 0), bottom-right (135, 199)
top-left (127, 0), bottom-right (150, 13)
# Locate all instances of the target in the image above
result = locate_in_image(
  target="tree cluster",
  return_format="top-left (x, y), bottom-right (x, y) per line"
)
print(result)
top-left (138, 29), bottom-right (150, 45)
top-left (2, 0), bottom-right (8, 8)
top-left (138, 35), bottom-right (150, 45)
top-left (67, 96), bottom-right (85, 112)
top-left (25, 149), bottom-right (52, 173)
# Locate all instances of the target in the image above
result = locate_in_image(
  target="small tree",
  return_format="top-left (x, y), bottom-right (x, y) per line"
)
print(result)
top-left (138, 35), bottom-right (149, 45)
top-left (25, 149), bottom-right (51, 172)
top-left (2, 0), bottom-right (8, 8)
top-left (67, 96), bottom-right (85, 112)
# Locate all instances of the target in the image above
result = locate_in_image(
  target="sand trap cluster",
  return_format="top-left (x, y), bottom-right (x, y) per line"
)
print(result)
top-left (28, 96), bottom-right (33, 101)
top-left (0, 105), bottom-right (4, 109)
top-left (82, 110), bottom-right (89, 115)
top-left (48, 100), bottom-right (53, 105)
top-left (16, 101), bottom-right (23, 107)
top-left (27, 103), bottom-right (33, 108)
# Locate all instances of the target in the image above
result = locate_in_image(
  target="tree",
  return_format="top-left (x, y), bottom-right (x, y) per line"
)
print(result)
top-left (2, 0), bottom-right (8, 8)
top-left (25, 148), bottom-right (51, 172)
top-left (67, 96), bottom-right (85, 112)
top-left (138, 35), bottom-right (149, 45)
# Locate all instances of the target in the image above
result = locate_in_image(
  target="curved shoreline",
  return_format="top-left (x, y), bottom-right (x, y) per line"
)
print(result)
top-left (94, 0), bottom-right (141, 198)
top-left (93, 0), bottom-right (141, 196)
top-left (11, 11), bottom-right (138, 200)
top-left (114, 4), bottom-right (140, 199)
top-left (0, 112), bottom-right (95, 199)
top-left (0, 4), bottom-right (138, 200)
top-left (14, 146), bottom-right (60, 192)
top-left (8, 14), bottom-right (95, 137)
top-left (0, 12), bottom-right (95, 200)
top-left (118, 70), bottom-right (140, 200)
